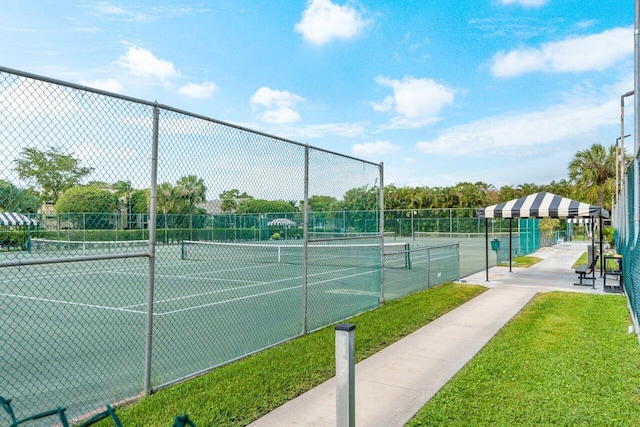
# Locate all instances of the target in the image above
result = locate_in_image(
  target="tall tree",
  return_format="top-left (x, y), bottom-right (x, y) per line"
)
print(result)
top-left (219, 189), bottom-right (252, 213)
top-left (568, 143), bottom-right (615, 211)
top-left (15, 146), bottom-right (93, 204)
top-left (175, 175), bottom-right (206, 215)
top-left (0, 180), bottom-right (41, 213)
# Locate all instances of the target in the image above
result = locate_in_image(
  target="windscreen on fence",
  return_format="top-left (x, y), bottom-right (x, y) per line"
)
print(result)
top-left (615, 160), bottom-right (639, 326)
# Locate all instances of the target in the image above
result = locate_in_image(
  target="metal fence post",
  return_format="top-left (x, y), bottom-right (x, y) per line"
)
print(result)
top-left (379, 162), bottom-right (385, 304)
top-left (144, 105), bottom-right (160, 395)
top-left (335, 323), bottom-right (355, 427)
top-left (303, 146), bottom-right (309, 335)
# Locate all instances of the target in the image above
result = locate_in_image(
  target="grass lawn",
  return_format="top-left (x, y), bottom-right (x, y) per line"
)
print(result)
top-left (408, 292), bottom-right (640, 426)
top-left (499, 255), bottom-right (542, 267)
top-left (100, 283), bottom-right (485, 426)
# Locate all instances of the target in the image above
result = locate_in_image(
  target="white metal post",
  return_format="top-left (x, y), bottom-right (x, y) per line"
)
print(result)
top-left (335, 323), bottom-right (355, 427)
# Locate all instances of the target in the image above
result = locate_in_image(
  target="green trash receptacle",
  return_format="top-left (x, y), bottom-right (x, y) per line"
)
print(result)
top-left (491, 238), bottom-right (500, 251)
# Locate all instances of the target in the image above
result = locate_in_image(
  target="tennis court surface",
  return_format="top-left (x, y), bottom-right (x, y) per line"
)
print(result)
top-left (2, 237), bottom-right (465, 420)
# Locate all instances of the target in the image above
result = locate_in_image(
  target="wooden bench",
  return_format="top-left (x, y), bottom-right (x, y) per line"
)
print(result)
top-left (574, 254), bottom-right (599, 288)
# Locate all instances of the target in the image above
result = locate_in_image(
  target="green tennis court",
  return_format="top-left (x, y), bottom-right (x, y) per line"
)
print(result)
top-left (2, 240), bottom-right (421, 419)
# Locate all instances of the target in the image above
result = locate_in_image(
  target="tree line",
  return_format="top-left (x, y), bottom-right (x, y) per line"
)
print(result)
top-left (1, 143), bottom-right (622, 221)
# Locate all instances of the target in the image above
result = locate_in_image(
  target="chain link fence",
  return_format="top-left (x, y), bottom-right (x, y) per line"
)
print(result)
top-left (614, 160), bottom-right (639, 327)
top-left (0, 66), bottom-right (381, 420)
top-left (0, 66), bottom-right (468, 421)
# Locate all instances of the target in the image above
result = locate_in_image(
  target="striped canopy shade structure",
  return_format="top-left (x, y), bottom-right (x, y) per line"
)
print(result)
top-left (476, 192), bottom-right (609, 281)
top-left (0, 212), bottom-right (39, 226)
top-left (476, 191), bottom-right (610, 220)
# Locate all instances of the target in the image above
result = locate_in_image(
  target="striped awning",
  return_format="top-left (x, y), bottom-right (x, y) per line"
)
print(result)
top-left (476, 192), bottom-right (609, 219)
top-left (268, 218), bottom-right (297, 227)
top-left (0, 212), bottom-right (39, 226)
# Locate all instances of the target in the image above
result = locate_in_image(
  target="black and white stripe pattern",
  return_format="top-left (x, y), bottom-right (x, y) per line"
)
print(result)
top-left (0, 212), bottom-right (39, 226)
top-left (476, 192), bottom-right (609, 219)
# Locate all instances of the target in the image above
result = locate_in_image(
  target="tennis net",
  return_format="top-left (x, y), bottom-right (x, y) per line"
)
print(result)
top-left (29, 238), bottom-right (148, 255)
top-left (181, 240), bottom-right (410, 269)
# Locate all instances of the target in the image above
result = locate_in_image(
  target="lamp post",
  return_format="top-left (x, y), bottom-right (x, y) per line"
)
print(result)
top-left (620, 91), bottom-right (634, 193)
top-left (616, 133), bottom-right (631, 196)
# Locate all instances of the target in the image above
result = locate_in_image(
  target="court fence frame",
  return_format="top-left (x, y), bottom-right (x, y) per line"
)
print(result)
top-left (0, 66), bottom-right (390, 418)
top-left (0, 66), bottom-right (469, 420)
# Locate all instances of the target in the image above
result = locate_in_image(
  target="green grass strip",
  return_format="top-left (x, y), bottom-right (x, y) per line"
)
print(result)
top-left (104, 283), bottom-right (485, 426)
top-left (499, 255), bottom-right (542, 267)
top-left (408, 292), bottom-right (640, 426)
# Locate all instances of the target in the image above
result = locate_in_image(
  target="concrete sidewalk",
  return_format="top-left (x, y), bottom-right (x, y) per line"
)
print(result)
top-left (249, 287), bottom-right (536, 426)
top-left (249, 241), bottom-right (596, 426)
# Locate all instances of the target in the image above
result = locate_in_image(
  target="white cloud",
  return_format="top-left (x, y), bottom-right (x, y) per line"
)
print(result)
top-left (117, 46), bottom-right (179, 82)
top-left (178, 81), bottom-right (218, 99)
top-left (372, 76), bottom-right (455, 128)
top-left (280, 122), bottom-right (367, 139)
top-left (415, 93), bottom-right (618, 156)
top-left (352, 140), bottom-right (400, 157)
top-left (295, 0), bottom-right (369, 46)
top-left (250, 87), bottom-right (305, 124)
top-left (95, 2), bottom-right (155, 23)
top-left (94, 2), bottom-right (210, 23)
top-left (499, 0), bottom-right (547, 7)
top-left (491, 26), bottom-right (633, 77)
top-left (262, 108), bottom-right (301, 124)
top-left (82, 78), bottom-right (123, 93)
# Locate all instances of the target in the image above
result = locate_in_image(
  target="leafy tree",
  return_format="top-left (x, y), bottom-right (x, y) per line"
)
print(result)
top-left (55, 185), bottom-right (118, 229)
top-left (498, 186), bottom-right (518, 203)
top-left (568, 143), bottom-right (615, 211)
top-left (55, 185), bottom-right (118, 213)
top-left (219, 189), bottom-right (252, 213)
top-left (0, 180), bottom-right (41, 213)
top-left (307, 195), bottom-right (338, 212)
top-left (539, 218), bottom-right (560, 244)
top-left (516, 183), bottom-right (541, 198)
top-left (236, 199), bottom-right (297, 214)
top-left (541, 179), bottom-right (573, 198)
top-left (131, 190), bottom-right (149, 214)
top-left (342, 185), bottom-right (379, 211)
top-left (15, 146), bottom-right (93, 204)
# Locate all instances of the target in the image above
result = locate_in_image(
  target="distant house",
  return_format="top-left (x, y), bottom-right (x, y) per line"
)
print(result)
top-left (198, 200), bottom-right (225, 215)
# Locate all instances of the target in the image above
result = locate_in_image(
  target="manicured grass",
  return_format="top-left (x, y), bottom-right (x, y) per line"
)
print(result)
top-left (499, 255), bottom-right (542, 267)
top-left (572, 251), bottom-right (588, 268)
top-left (101, 283), bottom-right (485, 426)
top-left (408, 292), bottom-right (640, 426)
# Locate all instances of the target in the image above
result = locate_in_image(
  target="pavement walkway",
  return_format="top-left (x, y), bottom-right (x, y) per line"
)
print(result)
top-left (249, 241), bottom-right (612, 427)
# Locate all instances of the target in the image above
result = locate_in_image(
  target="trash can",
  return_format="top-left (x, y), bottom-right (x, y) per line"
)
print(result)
top-left (491, 238), bottom-right (500, 251)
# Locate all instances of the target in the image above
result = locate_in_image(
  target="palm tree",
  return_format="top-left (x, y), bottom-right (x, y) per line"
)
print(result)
top-left (175, 175), bottom-right (207, 215)
top-left (175, 175), bottom-right (206, 235)
top-left (113, 180), bottom-right (134, 229)
top-left (157, 182), bottom-right (175, 215)
top-left (568, 143), bottom-right (615, 211)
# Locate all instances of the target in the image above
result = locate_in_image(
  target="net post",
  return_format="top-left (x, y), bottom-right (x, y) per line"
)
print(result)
top-left (427, 247), bottom-right (431, 288)
top-left (456, 242), bottom-right (460, 280)
top-left (406, 242), bottom-right (411, 270)
top-left (144, 104), bottom-right (159, 396)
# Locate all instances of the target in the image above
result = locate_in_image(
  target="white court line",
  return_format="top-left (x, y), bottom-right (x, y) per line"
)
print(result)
top-left (155, 268), bottom-right (379, 316)
top-left (0, 292), bottom-right (146, 314)
top-left (2, 260), bottom-right (381, 315)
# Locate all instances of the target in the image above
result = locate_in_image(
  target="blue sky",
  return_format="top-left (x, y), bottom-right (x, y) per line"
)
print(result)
top-left (0, 0), bottom-right (635, 189)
